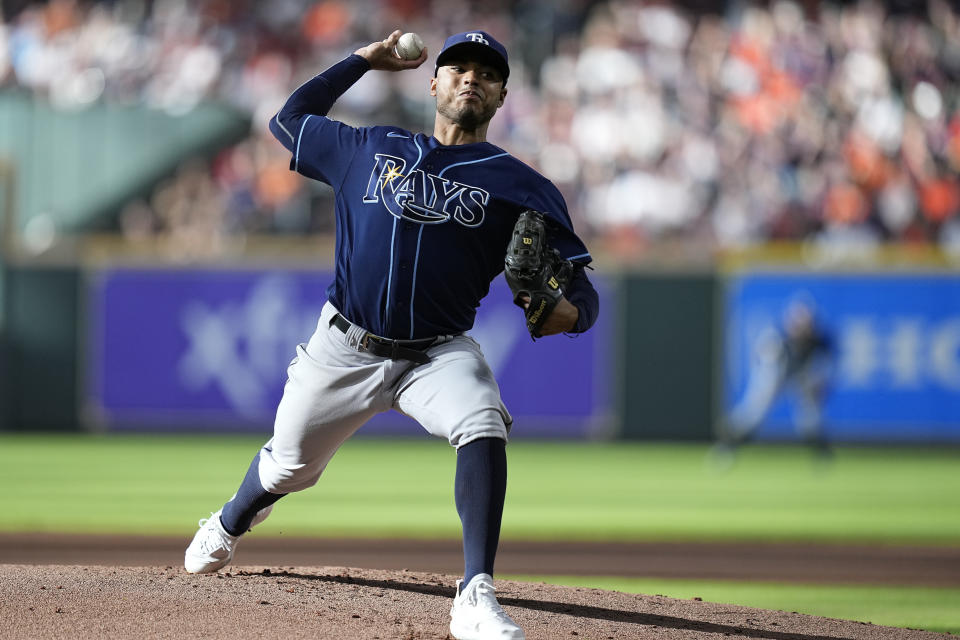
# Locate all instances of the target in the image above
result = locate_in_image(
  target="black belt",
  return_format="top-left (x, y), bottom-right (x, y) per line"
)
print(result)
top-left (330, 313), bottom-right (434, 365)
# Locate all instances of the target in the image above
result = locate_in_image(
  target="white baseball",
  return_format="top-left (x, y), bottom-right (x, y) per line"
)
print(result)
top-left (395, 32), bottom-right (424, 60)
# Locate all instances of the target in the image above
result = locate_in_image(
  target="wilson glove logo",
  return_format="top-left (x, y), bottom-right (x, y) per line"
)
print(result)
top-left (527, 298), bottom-right (548, 326)
top-left (363, 153), bottom-right (490, 227)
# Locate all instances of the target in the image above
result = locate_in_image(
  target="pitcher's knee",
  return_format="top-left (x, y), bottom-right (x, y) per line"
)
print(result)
top-left (257, 451), bottom-right (324, 494)
top-left (449, 409), bottom-right (510, 449)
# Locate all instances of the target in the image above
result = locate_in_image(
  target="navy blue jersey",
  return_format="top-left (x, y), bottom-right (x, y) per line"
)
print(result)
top-left (271, 54), bottom-right (596, 340)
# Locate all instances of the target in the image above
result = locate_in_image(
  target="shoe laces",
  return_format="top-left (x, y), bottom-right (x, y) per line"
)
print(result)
top-left (462, 580), bottom-right (507, 616)
top-left (196, 513), bottom-right (232, 555)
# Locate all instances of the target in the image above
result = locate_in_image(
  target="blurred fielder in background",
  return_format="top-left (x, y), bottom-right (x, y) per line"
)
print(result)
top-left (719, 295), bottom-right (834, 460)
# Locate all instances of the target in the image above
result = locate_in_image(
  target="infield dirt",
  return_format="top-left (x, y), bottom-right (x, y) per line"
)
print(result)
top-left (2, 533), bottom-right (959, 586)
top-left (2, 564), bottom-right (954, 640)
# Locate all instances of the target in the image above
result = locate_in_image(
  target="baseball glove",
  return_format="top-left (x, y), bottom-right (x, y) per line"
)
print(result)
top-left (504, 209), bottom-right (573, 339)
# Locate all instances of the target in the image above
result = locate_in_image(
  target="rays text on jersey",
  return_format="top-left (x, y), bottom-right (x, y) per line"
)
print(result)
top-left (362, 153), bottom-right (490, 227)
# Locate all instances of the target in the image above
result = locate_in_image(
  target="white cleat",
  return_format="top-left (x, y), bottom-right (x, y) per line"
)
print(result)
top-left (449, 573), bottom-right (525, 640)
top-left (183, 504), bottom-right (273, 574)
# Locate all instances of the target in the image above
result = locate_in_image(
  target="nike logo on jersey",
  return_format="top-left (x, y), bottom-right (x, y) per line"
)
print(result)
top-left (386, 132), bottom-right (410, 138)
top-left (362, 153), bottom-right (490, 227)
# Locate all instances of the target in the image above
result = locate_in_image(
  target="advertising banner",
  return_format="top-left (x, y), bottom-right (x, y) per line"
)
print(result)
top-left (86, 267), bottom-right (611, 438)
top-left (724, 271), bottom-right (960, 442)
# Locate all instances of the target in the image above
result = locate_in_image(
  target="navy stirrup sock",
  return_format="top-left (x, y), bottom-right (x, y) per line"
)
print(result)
top-left (219, 452), bottom-right (286, 536)
top-left (455, 437), bottom-right (507, 587)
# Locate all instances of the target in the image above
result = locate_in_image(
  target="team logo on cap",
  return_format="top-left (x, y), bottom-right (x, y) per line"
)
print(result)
top-left (465, 32), bottom-right (489, 45)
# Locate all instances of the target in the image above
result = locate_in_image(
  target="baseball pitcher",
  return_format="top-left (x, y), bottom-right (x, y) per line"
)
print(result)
top-left (184, 29), bottom-right (599, 640)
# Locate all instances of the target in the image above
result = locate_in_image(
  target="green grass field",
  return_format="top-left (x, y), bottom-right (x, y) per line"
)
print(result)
top-left (1, 434), bottom-right (958, 632)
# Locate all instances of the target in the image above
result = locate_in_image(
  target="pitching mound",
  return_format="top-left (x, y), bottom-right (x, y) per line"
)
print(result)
top-left (1, 564), bottom-right (949, 640)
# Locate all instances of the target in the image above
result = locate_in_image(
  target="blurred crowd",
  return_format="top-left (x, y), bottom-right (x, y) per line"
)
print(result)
top-left (2, 0), bottom-right (960, 259)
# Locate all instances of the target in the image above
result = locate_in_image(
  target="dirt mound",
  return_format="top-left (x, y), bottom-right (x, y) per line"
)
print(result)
top-left (1, 564), bottom-right (950, 640)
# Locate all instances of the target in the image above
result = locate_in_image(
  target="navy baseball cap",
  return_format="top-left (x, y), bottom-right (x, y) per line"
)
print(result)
top-left (435, 31), bottom-right (509, 84)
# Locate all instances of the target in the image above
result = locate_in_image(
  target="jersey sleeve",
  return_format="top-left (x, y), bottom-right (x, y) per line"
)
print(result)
top-left (565, 265), bottom-right (599, 333)
top-left (268, 54), bottom-right (372, 189)
top-left (515, 172), bottom-right (598, 332)
top-left (523, 179), bottom-right (592, 265)
top-left (290, 117), bottom-right (367, 187)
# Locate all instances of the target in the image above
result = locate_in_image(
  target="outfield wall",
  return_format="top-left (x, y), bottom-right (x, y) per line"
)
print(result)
top-left (1, 256), bottom-right (959, 442)
top-left (721, 269), bottom-right (960, 443)
top-left (81, 266), bottom-right (614, 439)
top-left (1, 265), bottom-right (82, 431)
top-left (617, 272), bottom-right (717, 442)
